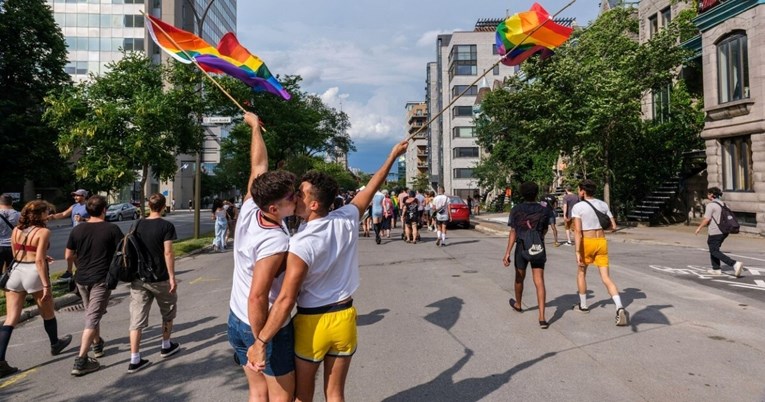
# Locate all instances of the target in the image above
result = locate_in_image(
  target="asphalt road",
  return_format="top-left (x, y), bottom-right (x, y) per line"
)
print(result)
top-left (46, 211), bottom-right (216, 262)
top-left (2, 223), bottom-right (764, 401)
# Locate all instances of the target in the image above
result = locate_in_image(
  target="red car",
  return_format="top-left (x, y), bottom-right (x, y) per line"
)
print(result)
top-left (448, 196), bottom-right (471, 228)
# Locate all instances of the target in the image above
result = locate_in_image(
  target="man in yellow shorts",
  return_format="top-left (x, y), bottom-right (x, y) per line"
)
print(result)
top-left (250, 140), bottom-right (408, 401)
top-left (570, 179), bottom-right (629, 326)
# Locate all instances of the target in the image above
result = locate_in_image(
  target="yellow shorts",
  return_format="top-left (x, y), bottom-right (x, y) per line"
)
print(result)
top-left (293, 306), bottom-right (357, 362)
top-left (582, 237), bottom-right (609, 267)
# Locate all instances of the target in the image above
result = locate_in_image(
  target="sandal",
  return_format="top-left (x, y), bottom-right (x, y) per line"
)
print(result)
top-left (539, 320), bottom-right (549, 329)
top-left (508, 299), bottom-right (523, 313)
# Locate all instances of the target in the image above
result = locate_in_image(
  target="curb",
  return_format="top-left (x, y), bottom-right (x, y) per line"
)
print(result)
top-left (15, 293), bottom-right (81, 324)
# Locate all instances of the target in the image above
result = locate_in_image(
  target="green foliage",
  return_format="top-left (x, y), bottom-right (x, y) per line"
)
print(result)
top-left (44, 53), bottom-right (202, 206)
top-left (410, 172), bottom-right (431, 192)
top-left (475, 7), bottom-right (704, 215)
top-left (0, 0), bottom-right (71, 193)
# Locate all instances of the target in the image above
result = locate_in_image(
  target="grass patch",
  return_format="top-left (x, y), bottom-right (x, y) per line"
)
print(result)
top-left (0, 271), bottom-right (72, 317)
top-left (172, 232), bottom-right (215, 258)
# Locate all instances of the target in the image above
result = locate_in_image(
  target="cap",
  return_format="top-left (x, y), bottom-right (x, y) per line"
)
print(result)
top-left (71, 189), bottom-right (88, 197)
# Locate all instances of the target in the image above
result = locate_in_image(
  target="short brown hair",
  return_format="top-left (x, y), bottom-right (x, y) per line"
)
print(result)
top-left (579, 179), bottom-right (597, 197)
top-left (148, 193), bottom-right (166, 212)
top-left (86, 195), bottom-right (108, 217)
top-left (251, 170), bottom-right (296, 209)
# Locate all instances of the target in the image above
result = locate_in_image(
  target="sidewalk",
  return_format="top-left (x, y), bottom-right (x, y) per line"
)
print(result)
top-left (471, 212), bottom-right (764, 252)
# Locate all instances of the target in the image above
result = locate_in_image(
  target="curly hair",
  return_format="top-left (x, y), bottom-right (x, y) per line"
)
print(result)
top-left (251, 170), bottom-right (297, 209)
top-left (301, 170), bottom-right (339, 212)
top-left (18, 200), bottom-right (53, 229)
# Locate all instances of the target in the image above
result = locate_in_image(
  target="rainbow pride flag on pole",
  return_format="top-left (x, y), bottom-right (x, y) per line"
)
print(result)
top-left (146, 15), bottom-right (290, 100)
top-left (495, 3), bottom-right (573, 66)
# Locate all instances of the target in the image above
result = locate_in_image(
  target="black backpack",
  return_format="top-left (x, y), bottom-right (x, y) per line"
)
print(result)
top-left (713, 201), bottom-right (740, 234)
top-left (107, 220), bottom-right (158, 289)
top-left (513, 206), bottom-right (548, 264)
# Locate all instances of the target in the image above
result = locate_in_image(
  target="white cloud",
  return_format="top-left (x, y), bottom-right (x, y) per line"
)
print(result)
top-left (416, 29), bottom-right (460, 47)
top-left (318, 87), bottom-right (400, 142)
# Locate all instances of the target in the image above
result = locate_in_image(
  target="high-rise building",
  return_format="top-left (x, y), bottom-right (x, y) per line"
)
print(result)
top-left (48, 0), bottom-right (236, 81)
top-left (404, 101), bottom-right (428, 189)
top-left (426, 62), bottom-right (441, 190)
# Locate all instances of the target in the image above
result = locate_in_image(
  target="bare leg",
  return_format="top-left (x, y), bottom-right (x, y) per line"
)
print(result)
top-left (597, 266), bottom-right (619, 296)
top-left (531, 268), bottom-right (546, 322)
top-left (32, 290), bottom-right (56, 320)
top-left (513, 268), bottom-right (526, 306)
top-left (265, 372), bottom-right (296, 402)
top-left (550, 224), bottom-right (559, 244)
top-left (243, 366), bottom-right (269, 402)
top-left (3, 291), bottom-right (26, 327)
top-left (129, 330), bottom-right (142, 354)
top-left (295, 358), bottom-right (321, 402)
top-left (78, 327), bottom-right (99, 357)
top-left (411, 223), bottom-right (418, 243)
top-left (162, 320), bottom-right (173, 341)
top-left (576, 264), bottom-right (588, 295)
top-left (323, 356), bottom-right (352, 402)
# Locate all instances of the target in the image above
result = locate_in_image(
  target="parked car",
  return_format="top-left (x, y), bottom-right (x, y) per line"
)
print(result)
top-left (105, 203), bottom-right (139, 221)
top-left (448, 196), bottom-right (471, 228)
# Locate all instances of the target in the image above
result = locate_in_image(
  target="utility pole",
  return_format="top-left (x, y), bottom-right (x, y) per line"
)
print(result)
top-left (186, 0), bottom-right (217, 239)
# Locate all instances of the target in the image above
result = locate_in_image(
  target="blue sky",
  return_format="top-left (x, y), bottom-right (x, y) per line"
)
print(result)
top-left (237, 1), bottom-right (600, 173)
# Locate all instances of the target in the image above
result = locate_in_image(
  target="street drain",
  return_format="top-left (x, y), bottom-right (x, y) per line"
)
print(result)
top-left (61, 303), bottom-right (84, 312)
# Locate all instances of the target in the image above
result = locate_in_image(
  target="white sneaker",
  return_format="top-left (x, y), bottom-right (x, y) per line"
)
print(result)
top-left (733, 261), bottom-right (744, 278)
top-left (707, 269), bottom-right (722, 276)
top-left (615, 308), bottom-right (629, 326)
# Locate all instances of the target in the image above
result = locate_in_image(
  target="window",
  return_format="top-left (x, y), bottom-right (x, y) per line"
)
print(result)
top-left (453, 147), bottom-right (479, 158)
top-left (448, 45), bottom-right (477, 80)
top-left (453, 127), bottom-right (476, 138)
top-left (652, 85), bottom-right (670, 123)
top-left (123, 38), bottom-right (145, 51)
top-left (721, 136), bottom-right (753, 192)
top-left (124, 15), bottom-right (145, 28)
top-left (452, 106), bottom-right (473, 118)
top-left (453, 168), bottom-right (474, 179)
top-left (648, 15), bottom-right (658, 39)
top-left (492, 44), bottom-right (499, 55)
top-left (493, 64), bottom-right (500, 76)
top-left (717, 33), bottom-right (749, 104)
top-left (661, 7), bottom-right (671, 28)
top-left (452, 85), bottom-right (477, 97)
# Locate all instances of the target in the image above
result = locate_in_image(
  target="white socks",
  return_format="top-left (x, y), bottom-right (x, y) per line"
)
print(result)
top-left (612, 295), bottom-right (623, 310)
top-left (579, 293), bottom-right (587, 308)
top-left (131, 352), bottom-right (141, 364)
top-left (162, 339), bottom-right (171, 349)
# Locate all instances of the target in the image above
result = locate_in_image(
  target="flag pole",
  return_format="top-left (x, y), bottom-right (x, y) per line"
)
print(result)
top-left (405, 0), bottom-right (577, 142)
top-left (141, 10), bottom-right (247, 114)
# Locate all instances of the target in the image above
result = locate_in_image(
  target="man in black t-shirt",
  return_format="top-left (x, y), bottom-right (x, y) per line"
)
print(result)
top-left (65, 195), bottom-right (123, 376)
top-left (540, 193), bottom-right (560, 246)
top-left (126, 193), bottom-right (180, 373)
top-left (502, 182), bottom-right (550, 329)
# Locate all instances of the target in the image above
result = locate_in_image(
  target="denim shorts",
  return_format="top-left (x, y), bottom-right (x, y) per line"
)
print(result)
top-left (227, 311), bottom-right (295, 377)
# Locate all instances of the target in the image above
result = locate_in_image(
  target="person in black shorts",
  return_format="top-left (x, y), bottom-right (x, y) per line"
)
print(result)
top-left (502, 182), bottom-right (549, 329)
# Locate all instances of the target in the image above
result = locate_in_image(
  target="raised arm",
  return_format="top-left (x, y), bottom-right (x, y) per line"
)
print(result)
top-left (351, 140), bottom-right (408, 216)
top-left (243, 112), bottom-right (266, 202)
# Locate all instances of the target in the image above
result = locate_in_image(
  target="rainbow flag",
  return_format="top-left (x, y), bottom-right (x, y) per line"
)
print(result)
top-left (495, 3), bottom-right (573, 66)
top-left (145, 15), bottom-right (290, 100)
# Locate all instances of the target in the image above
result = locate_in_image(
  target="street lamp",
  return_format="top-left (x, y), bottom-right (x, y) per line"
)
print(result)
top-left (185, 0), bottom-right (218, 239)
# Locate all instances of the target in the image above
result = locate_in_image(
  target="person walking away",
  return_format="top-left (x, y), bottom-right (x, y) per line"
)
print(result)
top-left (371, 190), bottom-right (385, 244)
top-left (65, 195), bottom-right (124, 376)
top-left (570, 179), bottom-right (629, 326)
top-left (212, 199), bottom-right (227, 252)
top-left (249, 140), bottom-right (408, 402)
top-left (126, 193), bottom-right (180, 373)
top-left (415, 191), bottom-right (425, 228)
top-left (0, 200), bottom-right (72, 378)
top-left (502, 182), bottom-right (550, 329)
top-left (561, 186), bottom-right (579, 246)
top-left (49, 189), bottom-right (90, 279)
top-left (402, 191), bottom-right (419, 244)
top-left (0, 195), bottom-right (20, 276)
top-left (432, 188), bottom-right (451, 246)
top-left (225, 197), bottom-right (238, 245)
top-left (398, 188), bottom-right (408, 229)
top-left (541, 193), bottom-right (560, 247)
top-left (694, 187), bottom-right (744, 277)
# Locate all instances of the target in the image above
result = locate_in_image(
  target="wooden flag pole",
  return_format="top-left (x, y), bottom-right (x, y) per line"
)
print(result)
top-left (141, 10), bottom-right (247, 114)
top-left (405, 0), bottom-right (577, 142)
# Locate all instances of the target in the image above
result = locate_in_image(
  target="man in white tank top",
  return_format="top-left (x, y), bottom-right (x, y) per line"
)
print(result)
top-left (249, 140), bottom-right (409, 401)
top-left (570, 179), bottom-right (629, 326)
top-left (227, 113), bottom-right (298, 401)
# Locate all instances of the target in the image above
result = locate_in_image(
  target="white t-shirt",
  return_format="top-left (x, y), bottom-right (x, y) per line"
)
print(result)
top-left (416, 194), bottom-right (425, 211)
top-left (289, 204), bottom-right (360, 308)
top-left (570, 198), bottom-right (613, 231)
top-left (229, 199), bottom-right (290, 324)
top-left (433, 194), bottom-right (449, 220)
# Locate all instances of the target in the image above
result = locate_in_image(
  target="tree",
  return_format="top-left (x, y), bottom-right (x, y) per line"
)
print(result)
top-left (44, 53), bottom-right (202, 212)
top-left (475, 7), bottom-right (703, 214)
top-left (0, 0), bottom-right (71, 195)
top-left (410, 172), bottom-right (431, 192)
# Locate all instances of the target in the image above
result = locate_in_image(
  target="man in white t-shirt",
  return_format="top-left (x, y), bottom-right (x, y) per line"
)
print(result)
top-left (570, 179), bottom-right (629, 327)
top-left (227, 112), bottom-right (298, 401)
top-left (432, 187), bottom-right (451, 246)
top-left (249, 140), bottom-right (408, 401)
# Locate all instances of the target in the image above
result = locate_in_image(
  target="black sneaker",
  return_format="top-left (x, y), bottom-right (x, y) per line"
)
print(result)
top-left (60, 271), bottom-right (73, 279)
top-left (127, 359), bottom-right (150, 374)
top-left (0, 360), bottom-right (18, 378)
top-left (572, 303), bottom-right (590, 313)
top-left (71, 356), bottom-right (100, 376)
top-left (91, 337), bottom-right (105, 358)
top-left (160, 342), bottom-right (180, 358)
top-left (375, 236), bottom-right (381, 245)
top-left (51, 334), bottom-right (73, 356)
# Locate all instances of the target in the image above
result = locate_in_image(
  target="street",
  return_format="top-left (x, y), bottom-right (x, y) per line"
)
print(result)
top-left (1, 223), bottom-right (764, 401)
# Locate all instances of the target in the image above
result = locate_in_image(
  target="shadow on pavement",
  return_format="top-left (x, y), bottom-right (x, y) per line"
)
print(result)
top-left (424, 297), bottom-right (464, 332)
top-left (357, 309), bottom-right (390, 327)
top-left (628, 304), bottom-right (672, 333)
